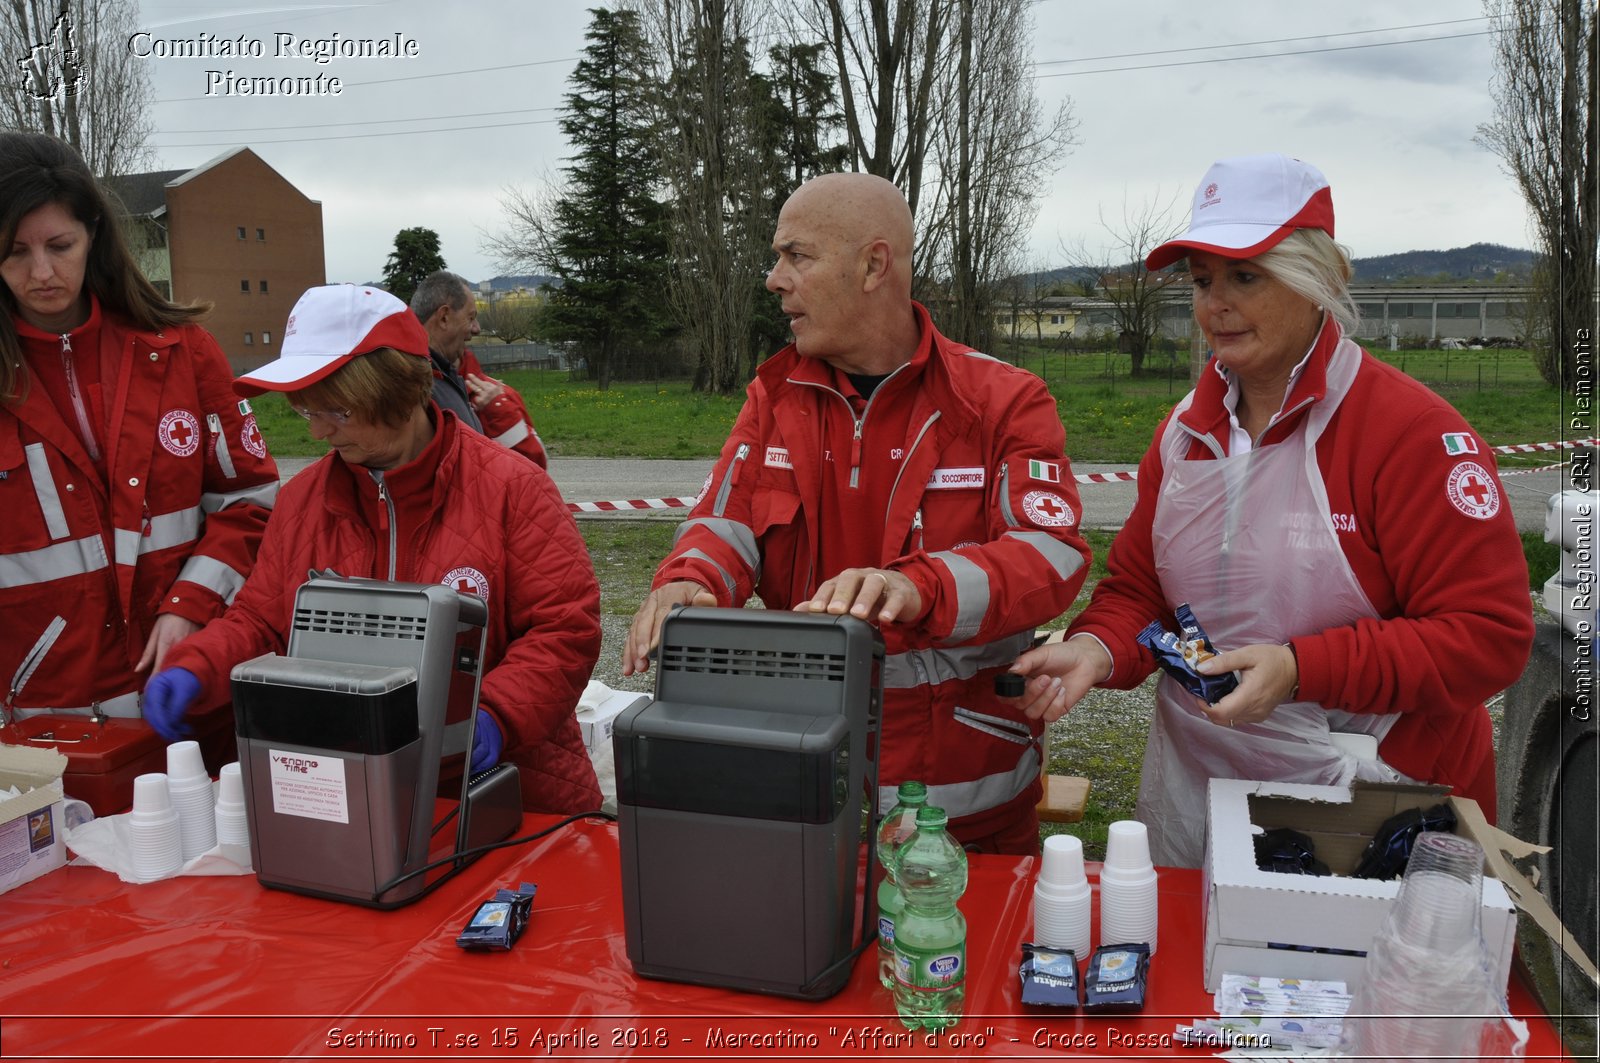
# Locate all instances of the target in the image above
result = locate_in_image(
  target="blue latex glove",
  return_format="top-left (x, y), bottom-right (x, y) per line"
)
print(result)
top-left (144, 667), bottom-right (201, 741)
top-left (470, 708), bottom-right (503, 774)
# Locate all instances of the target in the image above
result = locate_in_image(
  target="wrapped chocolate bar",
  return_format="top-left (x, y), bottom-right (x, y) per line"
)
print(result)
top-left (457, 882), bottom-right (539, 951)
top-left (1136, 603), bottom-right (1239, 704)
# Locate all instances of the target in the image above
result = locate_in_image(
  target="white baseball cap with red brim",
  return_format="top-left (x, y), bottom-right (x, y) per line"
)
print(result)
top-left (1146, 153), bottom-right (1334, 271)
top-left (234, 284), bottom-right (430, 397)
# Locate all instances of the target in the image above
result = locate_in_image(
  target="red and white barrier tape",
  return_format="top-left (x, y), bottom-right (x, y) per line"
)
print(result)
top-left (565, 438), bottom-right (1599, 513)
top-left (1492, 437), bottom-right (1598, 455)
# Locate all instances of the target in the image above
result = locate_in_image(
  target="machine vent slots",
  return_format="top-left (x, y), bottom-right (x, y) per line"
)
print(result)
top-left (658, 644), bottom-right (847, 681)
top-left (292, 607), bottom-right (427, 640)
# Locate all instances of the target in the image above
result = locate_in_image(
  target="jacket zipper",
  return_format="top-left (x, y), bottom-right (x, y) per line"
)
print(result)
top-left (207, 413), bottom-right (236, 478)
top-left (791, 363), bottom-right (911, 490)
top-left (910, 508), bottom-right (924, 551)
top-left (6, 616), bottom-right (67, 720)
top-left (712, 443), bottom-right (750, 517)
top-left (376, 475), bottom-right (398, 580)
top-left (58, 334), bottom-right (101, 463)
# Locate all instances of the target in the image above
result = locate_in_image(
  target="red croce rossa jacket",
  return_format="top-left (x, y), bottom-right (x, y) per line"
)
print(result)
top-left (2, 299), bottom-right (278, 716)
top-left (165, 408), bottom-right (601, 813)
top-left (652, 304), bottom-right (1091, 836)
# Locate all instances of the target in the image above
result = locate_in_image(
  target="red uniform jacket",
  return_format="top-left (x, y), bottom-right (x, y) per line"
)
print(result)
top-left (1068, 320), bottom-right (1534, 813)
top-left (165, 410), bottom-right (601, 813)
top-left (459, 350), bottom-right (547, 467)
top-left (654, 305), bottom-right (1091, 833)
top-left (2, 300), bottom-right (277, 714)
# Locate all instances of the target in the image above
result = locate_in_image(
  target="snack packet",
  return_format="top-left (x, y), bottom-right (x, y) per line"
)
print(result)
top-left (1136, 603), bottom-right (1239, 705)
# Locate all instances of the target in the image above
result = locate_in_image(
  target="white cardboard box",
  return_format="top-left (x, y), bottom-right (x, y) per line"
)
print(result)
top-left (0, 745), bottom-right (70, 895)
top-left (1202, 778), bottom-right (1518, 994)
top-left (577, 689), bottom-right (648, 754)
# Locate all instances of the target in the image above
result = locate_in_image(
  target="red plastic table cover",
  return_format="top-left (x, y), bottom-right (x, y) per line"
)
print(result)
top-left (0, 814), bottom-right (1571, 1060)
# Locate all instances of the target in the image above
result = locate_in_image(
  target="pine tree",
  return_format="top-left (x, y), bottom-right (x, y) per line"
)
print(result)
top-left (381, 227), bottom-right (445, 306)
top-left (544, 8), bottom-right (671, 390)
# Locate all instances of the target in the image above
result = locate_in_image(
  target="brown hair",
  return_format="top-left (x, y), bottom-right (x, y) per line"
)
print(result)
top-left (0, 131), bottom-right (212, 404)
top-left (289, 347), bottom-right (433, 429)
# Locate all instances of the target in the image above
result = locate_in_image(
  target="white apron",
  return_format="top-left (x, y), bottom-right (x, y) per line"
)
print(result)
top-left (1138, 336), bottom-right (1408, 868)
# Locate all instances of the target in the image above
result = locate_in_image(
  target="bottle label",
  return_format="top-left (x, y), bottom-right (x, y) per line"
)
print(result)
top-left (895, 944), bottom-right (965, 991)
top-left (877, 914), bottom-right (895, 949)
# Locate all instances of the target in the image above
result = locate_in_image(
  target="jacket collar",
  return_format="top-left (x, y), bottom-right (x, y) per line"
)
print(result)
top-left (757, 301), bottom-right (982, 430)
top-left (323, 402), bottom-right (457, 517)
top-left (1178, 313), bottom-right (1342, 449)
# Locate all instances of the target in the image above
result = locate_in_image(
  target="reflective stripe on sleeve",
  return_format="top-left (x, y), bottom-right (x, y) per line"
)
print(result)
top-left (492, 420), bottom-right (531, 448)
top-left (882, 630), bottom-right (1033, 689)
top-left (24, 443), bottom-right (69, 540)
top-left (678, 548), bottom-right (737, 599)
top-left (674, 516), bottom-right (760, 573)
top-left (201, 480), bottom-right (278, 514)
top-left (930, 550), bottom-right (991, 644)
top-left (1002, 529), bottom-right (1085, 582)
top-left (12, 690), bottom-right (141, 720)
top-left (114, 507), bottom-right (202, 565)
top-left (176, 553), bottom-right (247, 603)
top-left (0, 535), bottom-right (110, 587)
top-left (876, 744), bottom-right (1039, 821)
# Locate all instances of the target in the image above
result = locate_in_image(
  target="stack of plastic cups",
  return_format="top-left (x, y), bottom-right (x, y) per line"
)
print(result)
top-left (1098, 820), bottom-right (1158, 954)
top-left (213, 763), bottom-right (251, 866)
top-left (166, 740), bottom-right (216, 861)
top-left (128, 773), bottom-right (183, 882)
top-left (1032, 834), bottom-right (1092, 960)
top-left (1342, 832), bottom-right (1501, 1059)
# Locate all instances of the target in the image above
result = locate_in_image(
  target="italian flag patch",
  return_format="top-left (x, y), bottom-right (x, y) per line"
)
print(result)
top-left (1028, 459), bottom-right (1062, 483)
top-left (1441, 432), bottom-right (1477, 456)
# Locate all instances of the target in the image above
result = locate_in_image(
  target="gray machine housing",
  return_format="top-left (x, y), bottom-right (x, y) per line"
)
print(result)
top-left (614, 607), bottom-right (882, 999)
top-left (232, 575), bottom-right (521, 907)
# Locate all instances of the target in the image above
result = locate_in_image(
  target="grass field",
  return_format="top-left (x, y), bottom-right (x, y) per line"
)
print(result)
top-left (256, 344), bottom-right (1568, 468)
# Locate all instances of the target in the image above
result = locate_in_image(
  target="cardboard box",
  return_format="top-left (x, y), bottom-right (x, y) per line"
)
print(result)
top-left (1202, 779), bottom-right (1518, 993)
top-left (578, 690), bottom-right (647, 754)
top-left (0, 745), bottom-right (70, 895)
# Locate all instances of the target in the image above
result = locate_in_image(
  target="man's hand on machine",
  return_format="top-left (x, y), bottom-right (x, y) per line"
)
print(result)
top-left (623, 581), bottom-right (718, 676)
top-left (144, 668), bottom-right (201, 741)
top-left (794, 568), bottom-right (924, 626)
top-left (471, 709), bottom-right (503, 774)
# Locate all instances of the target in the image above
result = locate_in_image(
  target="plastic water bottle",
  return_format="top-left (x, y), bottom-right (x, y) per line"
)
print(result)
top-left (876, 781), bottom-right (928, 988)
top-left (892, 805), bottom-right (968, 1030)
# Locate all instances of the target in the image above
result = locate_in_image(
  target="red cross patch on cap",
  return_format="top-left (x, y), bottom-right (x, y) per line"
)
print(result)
top-left (234, 284), bottom-right (430, 398)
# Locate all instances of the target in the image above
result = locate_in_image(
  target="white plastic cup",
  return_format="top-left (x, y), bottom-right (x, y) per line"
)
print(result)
top-left (165, 740), bottom-right (207, 783)
top-left (1099, 873), bottom-right (1159, 954)
top-left (128, 811), bottom-right (183, 880)
top-left (131, 772), bottom-right (173, 815)
top-left (217, 763), bottom-right (245, 810)
top-left (1039, 834), bottom-right (1088, 887)
top-left (1104, 820), bottom-right (1153, 871)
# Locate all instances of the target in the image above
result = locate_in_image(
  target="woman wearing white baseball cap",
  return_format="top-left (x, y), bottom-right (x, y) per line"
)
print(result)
top-left (1008, 154), bottom-right (1533, 867)
top-left (144, 284), bottom-right (604, 815)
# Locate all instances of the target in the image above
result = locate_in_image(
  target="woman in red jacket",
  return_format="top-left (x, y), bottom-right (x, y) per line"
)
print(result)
top-left (145, 285), bottom-right (602, 813)
top-left (1008, 155), bottom-right (1533, 867)
top-left (0, 131), bottom-right (276, 730)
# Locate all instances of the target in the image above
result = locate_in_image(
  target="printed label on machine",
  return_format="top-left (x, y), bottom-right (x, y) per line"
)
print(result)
top-left (267, 749), bottom-right (350, 824)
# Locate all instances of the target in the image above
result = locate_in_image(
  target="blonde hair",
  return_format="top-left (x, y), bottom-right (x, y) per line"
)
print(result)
top-left (1251, 229), bottom-right (1361, 335)
top-left (291, 347), bottom-right (432, 428)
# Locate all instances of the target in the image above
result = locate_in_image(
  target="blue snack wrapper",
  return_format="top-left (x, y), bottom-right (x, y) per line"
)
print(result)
top-left (1136, 603), bottom-right (1239, 704)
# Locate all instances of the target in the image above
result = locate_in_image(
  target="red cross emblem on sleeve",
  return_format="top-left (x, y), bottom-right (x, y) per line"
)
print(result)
top-left (1445, 461), bottom-right (1500, 520)
top-left (1021, 489), bottom-right (1076, 528)
top-left (442, 566), bottom-right (490, 602)
top-left (241, 415), bottom-right (268, 459)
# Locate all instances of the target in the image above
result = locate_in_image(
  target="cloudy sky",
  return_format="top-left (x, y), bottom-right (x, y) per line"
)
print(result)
top-left (132, 0), bottom-right (1529, 285)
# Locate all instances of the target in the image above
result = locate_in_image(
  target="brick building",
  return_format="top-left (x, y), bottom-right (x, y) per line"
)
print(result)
top-left (112, 148), bottom-right (325, 374)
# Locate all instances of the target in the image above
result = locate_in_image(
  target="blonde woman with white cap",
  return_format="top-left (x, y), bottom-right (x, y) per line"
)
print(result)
top-left (1007, 154), bottom-right (1533, 867)
top-left (144, 284), bottom-right (603, 814)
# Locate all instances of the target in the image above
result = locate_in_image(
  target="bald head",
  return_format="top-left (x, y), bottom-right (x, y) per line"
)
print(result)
top-left (766, 173), bottom-right (920, 373)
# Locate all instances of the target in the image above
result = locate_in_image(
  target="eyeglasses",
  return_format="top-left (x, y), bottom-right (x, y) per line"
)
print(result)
top-left (290, 405), bottom-right (352, 425)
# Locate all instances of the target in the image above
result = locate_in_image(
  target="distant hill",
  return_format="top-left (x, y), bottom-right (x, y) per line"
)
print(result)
top-left (1349, 243), bottom-right (1535, 283)
top-left (1017, 243), bottom-right (1535, 290)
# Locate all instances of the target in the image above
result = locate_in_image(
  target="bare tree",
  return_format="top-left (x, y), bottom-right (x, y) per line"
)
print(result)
top-left (637, 0), bottom-right (774, 394)
top-left (1062, 194), bottom-right (1187, 378)
top-left (0, 0), bottom-right (153, 177)
top-left (1476, 0), bottom-right (1597, 389)
top-left (917, 0), bottom-right (1076, 350)
top-left (477, 295), bottom-right (543, 345)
